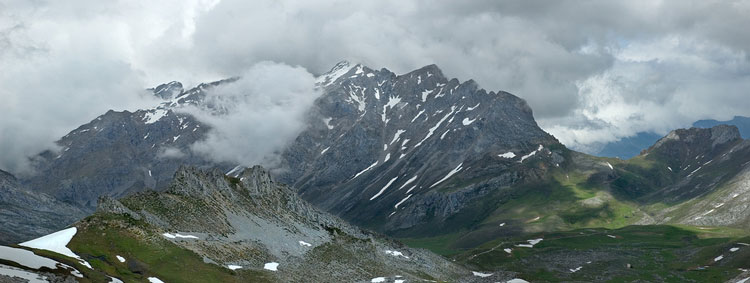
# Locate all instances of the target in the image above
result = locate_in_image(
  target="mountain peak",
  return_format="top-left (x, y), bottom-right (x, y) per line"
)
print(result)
top-left (708, 124), bottom-right (742, 147)
top-left (238, 165), bottom-right (274, 184)
top-left (647, 125), bottom-right (742, 158)
top-left (317, 60), bottom-right (356, 86)
top-left (405, 64), bottom-right (445, 78)
top-left (150, 81), bottom-right (184, 100)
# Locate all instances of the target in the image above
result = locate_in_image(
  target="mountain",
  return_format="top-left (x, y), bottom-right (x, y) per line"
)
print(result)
top-left (624, 125), bottom-right (750, 227)
top-left (22, 80), bottom-right (234, 211)
top-left (273, 62), bottom-right (563, 237)
top-left (1, 166), bottom-right (496, 282)
top-left (694, 116), bottom-right (750, 138)
top-left (19, 61), bottom-right (564, 237)
top-left (442, 125), bottom-right (750, 282)
top-left (0, 169), bottom-right (87, 245)
top-left (3, 61), bottom-right (750, 282)
top-left (593, 116), bottom-right (750, 159)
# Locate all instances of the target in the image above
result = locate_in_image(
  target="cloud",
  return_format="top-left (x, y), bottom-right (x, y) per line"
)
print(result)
top-left (542, 35), bottom-right (750, 151)
top-left (183, 62), bottom-right (319, 166)
top-left (157, 147), bottom-right (187, 159)
top-left (2, 0), bottom-right (750, 173)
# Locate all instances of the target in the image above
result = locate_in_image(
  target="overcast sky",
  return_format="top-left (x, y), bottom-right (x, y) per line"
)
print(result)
top-left (2, 0), bottom-right (750, 173)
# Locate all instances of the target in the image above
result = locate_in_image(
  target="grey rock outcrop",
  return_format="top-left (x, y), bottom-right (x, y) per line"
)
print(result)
top-left (0, 169), bottom-right (87, 244)
top-left (96, 166), bottom-right (472, 282)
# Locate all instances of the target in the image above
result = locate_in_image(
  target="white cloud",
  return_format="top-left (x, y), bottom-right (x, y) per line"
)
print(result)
top-left (157, 147), bottom-right (187, 159)
top-left (184, 62), bottom-right (319, 166)
top-left (543, 35), bottom-right (750, 151)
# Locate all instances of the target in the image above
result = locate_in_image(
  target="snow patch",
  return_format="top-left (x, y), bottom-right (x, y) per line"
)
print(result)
top-left (385, 250), bottom-right (409, 259)
top-left (371, 277), bottom-right (386, 283)
top-left (570, 266), bottom-right (583, 273)
top-left (264, 262), bottom-right (279, 271)
top-left (440, 129), bottom-right (450, 140)
top-left (317, 61), bottom-right (353, 86)
top-left (472, 271), bottom-right (493, 277)
top-left (382, 96), bottom-right (402, 123)
top-left (390, 130), bottom-right (406, 144)
top-left (226, 165), bottom-right (244, 177)
top-left (462, 117), bottom-right (476, 126)
top-left (353, 161), bottom-right (378, 179)
top-left (394, 194), bottom-right (412, 209)
top-left (507, 279), bottom-right (530, 283)
top-left (406, 185), bottom-right (418, 194)
top-left (148, 277), bottom-right (165, 283)
top-left (606, 162), bottom-right (613, 170)
top-left (519, 145), bottom-right (544, 162)
top-left (498, 152), bottom-right (516, 159)
top-left (371, 177), bottom-right (399, 200)
top-left (162, 233), bottom-right (199, 239)
top-left (227, 265), bottom-right (242, 270)
top-left (143, 109), bottom-right (168, 124)
top-left (116, 255), bottom-right (125, 263)
top-left (421, 90), bottom-right (433, 102)
top-left (731, 247), bottom-right (740, 252)
top-left (714, 255), bottom-right (724, 262)
top-left (299, 241), bottom-right (312, 247)
top-left (398, 175), bottom-right (419, 190)
top-left (323, 117), bottom-right (334, 129)
top-left (504, 248), bottom-right (512, 254)
top-left (411, 110), bottom-right (426, 123)
top-left (466, 102), bottom-right (480, 111)
top-left (430, 162), bottom-right (463, 188)
top-left (516, 238), bottom-right (543, 248)
top-left (320, 147), bottom-right (330, 155)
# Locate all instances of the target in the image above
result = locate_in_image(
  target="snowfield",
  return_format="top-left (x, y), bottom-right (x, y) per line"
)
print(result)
top-left (19, 227), bottom-right (92, 269)
top-left (0, 246), bottom-right (60, 269)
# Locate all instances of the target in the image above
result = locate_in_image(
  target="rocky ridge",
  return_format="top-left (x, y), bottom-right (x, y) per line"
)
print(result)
top-left (87, 166), bottom-right (482, 282)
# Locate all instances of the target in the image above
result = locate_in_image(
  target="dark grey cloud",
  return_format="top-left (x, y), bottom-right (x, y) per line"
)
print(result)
top-left (2, 0), bottom-right (750, 173)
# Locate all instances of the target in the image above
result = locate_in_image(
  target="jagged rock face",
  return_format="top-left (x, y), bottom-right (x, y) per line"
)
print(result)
top-left (639, 126), bottom-right (750, 201)
top-left (648, 125), bottom-right (742, 158)
top-left (95, 166), bottom-right (470, 282)
top-left (23, 83), bottom-right (230, 210)
top-left (273, 62), bottom-right (562, 235)
top-left (0, 169), bottom-right (87, 244)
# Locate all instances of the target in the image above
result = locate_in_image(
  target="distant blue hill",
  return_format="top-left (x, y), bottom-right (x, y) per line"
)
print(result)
top-left (693, 116), bottom-right (750, 138)
top-left (595, 116), bottom-right (750, 159)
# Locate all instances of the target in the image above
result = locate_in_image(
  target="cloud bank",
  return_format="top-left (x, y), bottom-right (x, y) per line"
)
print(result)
top-left (184, 62), bottom-right (319, 167)
top-left (2, 0), bottom-right (750, 172)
